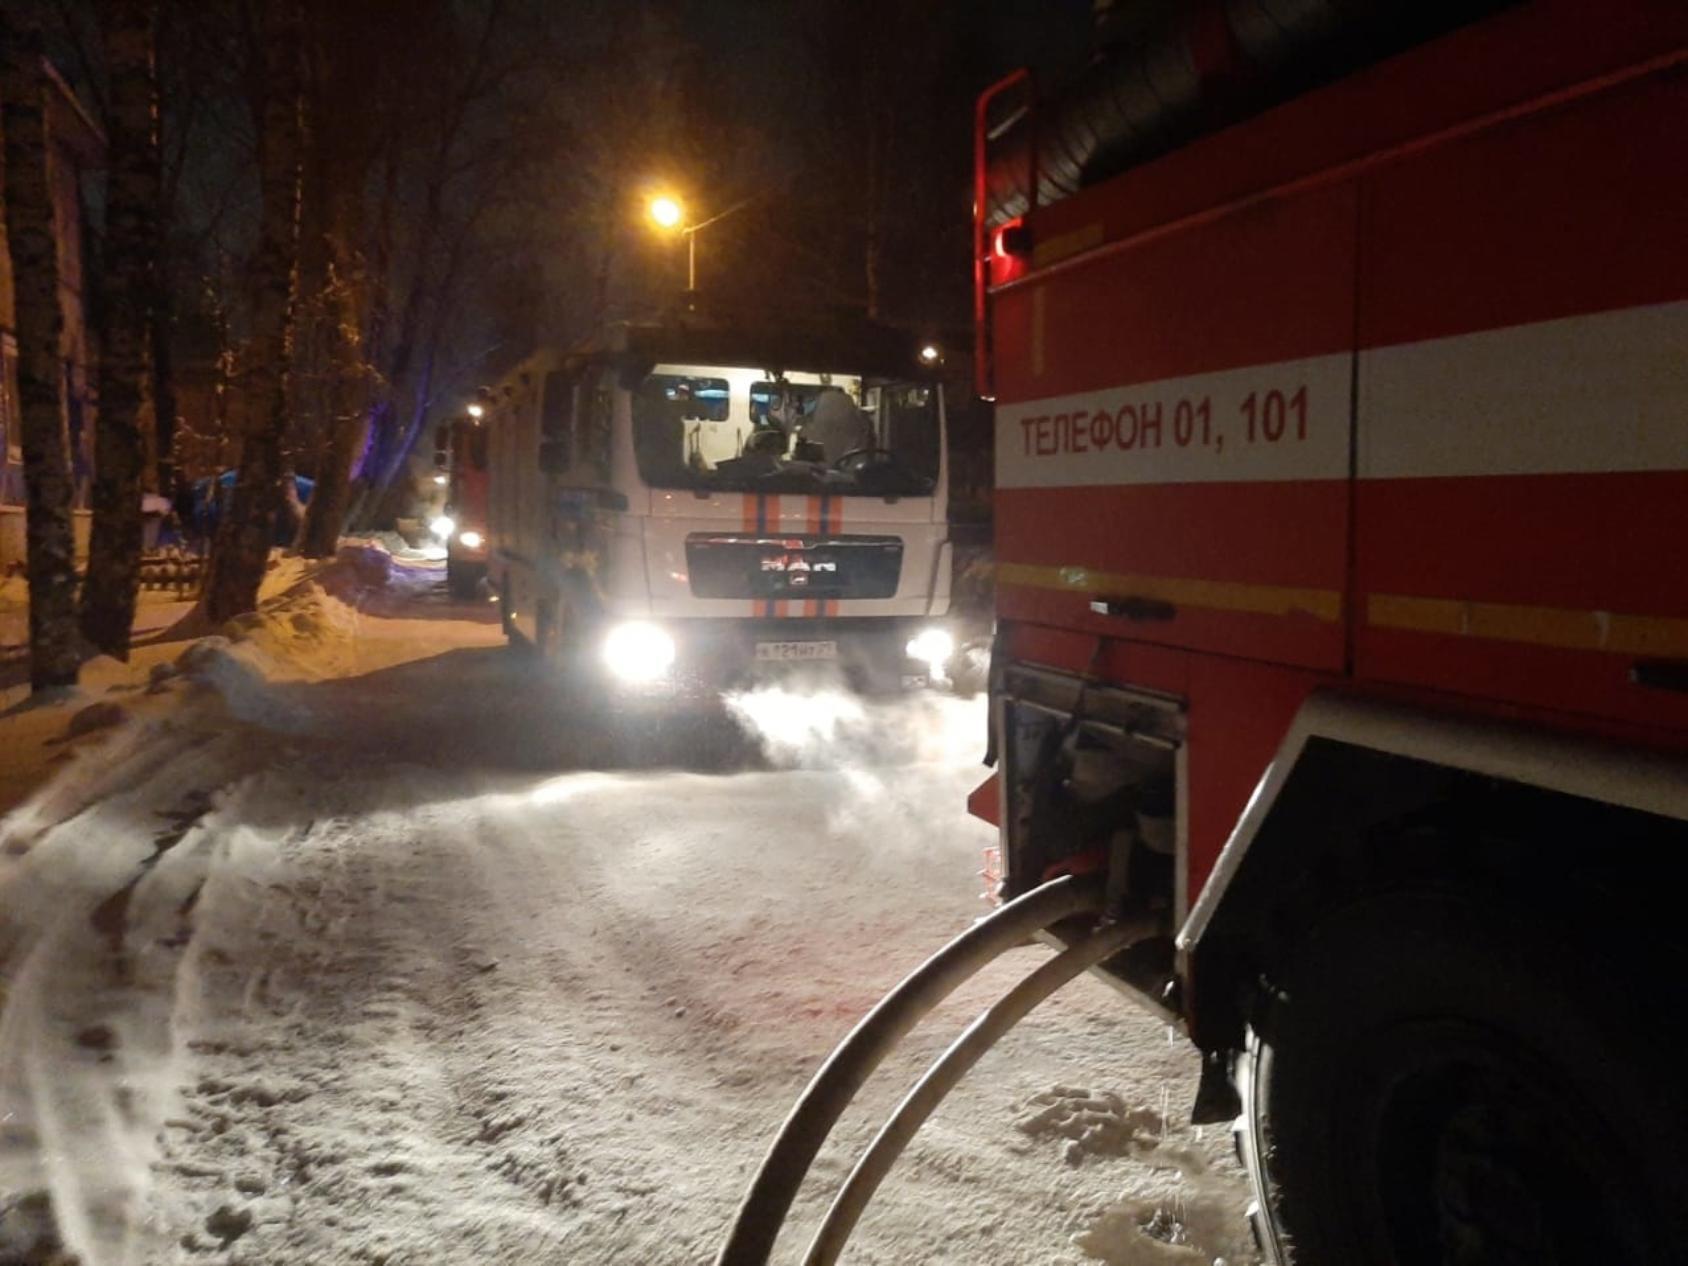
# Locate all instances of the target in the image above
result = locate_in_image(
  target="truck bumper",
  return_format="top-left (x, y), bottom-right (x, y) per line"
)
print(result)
top-left (606, 615), bottom-right (954, 699)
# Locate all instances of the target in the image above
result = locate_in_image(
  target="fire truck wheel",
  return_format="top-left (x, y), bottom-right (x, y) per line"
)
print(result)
top-left (447, 561), bottom-right (479, 602)
top-left (500, 577), bottom-right (537, 657)
top-left (499, 578), bottom-right (518, 642)
top-left (1237, 885), bottom-right (1687, 1266)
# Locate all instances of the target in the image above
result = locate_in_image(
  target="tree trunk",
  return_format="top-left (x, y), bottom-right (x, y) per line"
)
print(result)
top-left (296, 249), bottom-right (366, 557)
top-left (1, 8), bottom-right (81, 691)
top-left (80, 0), bottom-right (161, 658)
top-left (150, 275), bottom-right (178, 489)
top-left (203, 0), bottom-right (303, 625)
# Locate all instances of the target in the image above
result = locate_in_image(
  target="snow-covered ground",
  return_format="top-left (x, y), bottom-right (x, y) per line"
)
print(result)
top-left (0, 550), bottom-right (1257, 1265)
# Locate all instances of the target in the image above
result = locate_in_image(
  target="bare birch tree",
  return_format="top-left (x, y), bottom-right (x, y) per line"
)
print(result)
top-left (202, 0), bottom-right (302, 624)
top-left (79, 0), bottom-right (160, 657)
top-left (1, 3), bottom-right (80, 690)
top-left (295, 241), bottom-right (366, 557)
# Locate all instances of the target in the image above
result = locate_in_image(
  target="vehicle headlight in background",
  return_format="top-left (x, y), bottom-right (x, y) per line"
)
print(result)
top-left (602, 621), bottom-right (676, 683)
top-left (457, 529), bottom-right (484, 549)
top-left (430, 514), bottom-right (457, 541)
top-left (905, 627), bottom-right (955, 670)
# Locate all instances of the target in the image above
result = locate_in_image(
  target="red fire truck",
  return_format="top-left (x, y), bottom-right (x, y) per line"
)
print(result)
top-left (435, 402), bottom-right (491, 600)
top-left (967, 1), bottom-right (1688, 1260)
top-left (715, 5), bottom-right (1686, 1262)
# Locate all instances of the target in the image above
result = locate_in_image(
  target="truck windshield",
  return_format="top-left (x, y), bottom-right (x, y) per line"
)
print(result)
top-left (632, 365), bottom-right (939, 496)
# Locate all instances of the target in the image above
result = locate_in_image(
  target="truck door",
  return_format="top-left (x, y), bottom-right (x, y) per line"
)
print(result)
top-left (993, 182), bottom-right (1357, 673)
top-left (1354, 60), bottom-right (1688, 731)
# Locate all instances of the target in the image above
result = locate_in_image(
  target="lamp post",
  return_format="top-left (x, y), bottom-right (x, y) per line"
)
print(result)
top-left (648, 195), bottom-right (692, 289)
top-left (647, 193), bottom-right (756, 292)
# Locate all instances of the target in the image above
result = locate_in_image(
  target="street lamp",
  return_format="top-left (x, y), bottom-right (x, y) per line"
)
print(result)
top-left (647, 193), bottom-right (697, 290)
top-left (646, 192), bottom-right (755, 293)
top-left (649, 195), bottom-right (683, 230)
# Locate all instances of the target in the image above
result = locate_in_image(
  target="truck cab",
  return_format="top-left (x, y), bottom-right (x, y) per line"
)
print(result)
top-left (436, 407), bottom-right (491, 600)
top-left (485, 315), bottom-right (957, 695)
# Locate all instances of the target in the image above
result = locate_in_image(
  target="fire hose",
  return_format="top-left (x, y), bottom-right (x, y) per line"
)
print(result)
top-left (716, 874), bottom-right (1153, 1265)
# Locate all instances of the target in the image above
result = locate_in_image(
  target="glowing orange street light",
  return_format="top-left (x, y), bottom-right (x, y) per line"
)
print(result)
top-left (649, 195), bottom-right (684, 230)
top-left (646, 192), bottom-right (755, 293)
top-left (647, 193), bottom-right (696, 289)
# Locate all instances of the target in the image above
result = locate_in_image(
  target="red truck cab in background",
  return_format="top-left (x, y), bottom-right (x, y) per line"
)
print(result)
top-left (437, 404), bottom-right (491, 600)
top-left (974, 2), bottom-right (1688, 1260)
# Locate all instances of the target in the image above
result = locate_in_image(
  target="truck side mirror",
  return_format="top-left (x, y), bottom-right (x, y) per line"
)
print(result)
top-left (539, 438), bottom-right (570, 474)
top-left (433, 451), bottom-right (448, 471)
top-left (434, 424), bottom-right (450, 452)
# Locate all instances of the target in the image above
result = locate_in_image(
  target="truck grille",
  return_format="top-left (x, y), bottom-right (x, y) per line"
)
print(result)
top-left (684, 533), bottom-right (903, 600)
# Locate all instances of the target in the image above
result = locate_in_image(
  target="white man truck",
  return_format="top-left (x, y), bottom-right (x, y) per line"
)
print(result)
top-left (482, 314), bottom-right (956, 695)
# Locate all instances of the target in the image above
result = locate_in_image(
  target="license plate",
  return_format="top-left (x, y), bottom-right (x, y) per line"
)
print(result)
top-left (755, 640), bottom-right (839, 662)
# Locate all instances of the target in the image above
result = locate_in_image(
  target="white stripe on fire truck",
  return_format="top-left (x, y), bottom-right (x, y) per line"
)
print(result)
top-left (997, 351), bottom-right (1351, 489)
top-left (997, 300), bottom-right (1688, 490)
top-left (1358, 299), bottom-right (1688, 480)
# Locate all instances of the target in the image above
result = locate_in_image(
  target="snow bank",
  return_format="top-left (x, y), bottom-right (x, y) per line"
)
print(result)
top-left (342, 530), bottom-right (445, 564)
top-left (0, 543), bottom-right (469, 1264)
top-left (0, 719), bottom-right (260, 1266)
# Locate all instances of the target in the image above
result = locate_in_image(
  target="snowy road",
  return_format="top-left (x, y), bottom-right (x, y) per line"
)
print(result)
top-left (0, 558), bottom-right (1255, 1265)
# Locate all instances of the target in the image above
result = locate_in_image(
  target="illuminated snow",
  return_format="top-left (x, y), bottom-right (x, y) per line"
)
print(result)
top-left (0, 547), bottom-right (1256, 1264)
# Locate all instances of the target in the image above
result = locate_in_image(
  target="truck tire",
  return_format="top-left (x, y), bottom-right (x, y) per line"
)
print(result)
top-left (499, 576), bottom-right (524, 648)
top-left (1236, 885), bottom-right (1687, 1266)
top-left (446, 558), bottom-right (481, 601)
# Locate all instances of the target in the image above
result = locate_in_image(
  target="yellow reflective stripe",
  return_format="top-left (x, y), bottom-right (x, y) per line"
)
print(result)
top-left (1367, 594), bottom-right (1688, 657)
top-left (996, 565), bottom-right (1688, 655)
top-left (995, 562), bottom-right (1343, 622)
top-left (1031, 222), bottom-right (1105, 270)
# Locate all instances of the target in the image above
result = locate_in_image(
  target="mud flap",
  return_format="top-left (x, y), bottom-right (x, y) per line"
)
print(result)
top-left (1191, 1047), bottom-right (1241, 1125)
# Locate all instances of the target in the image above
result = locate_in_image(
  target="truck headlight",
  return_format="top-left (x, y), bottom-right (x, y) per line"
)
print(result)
top-left (905, 627), bottom-right (954, 670)
top-left (602, 621), bottom-right (676, 683)
top-left (457, 529), bottom-right (484, 549)
top-left (430, 514), bottom-right (456, 541)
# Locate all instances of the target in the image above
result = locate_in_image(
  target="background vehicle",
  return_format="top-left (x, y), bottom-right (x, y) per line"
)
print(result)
top-left (435, 405), bottom-right (491, 600)
top-left (968, 1), bottom-right (1688, 1260)
top-left (483, 313), bottom-right (956, 696)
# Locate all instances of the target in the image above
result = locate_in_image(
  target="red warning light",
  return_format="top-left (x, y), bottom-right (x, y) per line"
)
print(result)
top-left (991, 218), bottom-right (1025, 261)
top-left (989, 217), bottom-right (1030, 287)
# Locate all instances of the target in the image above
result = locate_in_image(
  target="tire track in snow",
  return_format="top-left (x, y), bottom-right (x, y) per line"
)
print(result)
top-left (4, 647), bottom-right (1259, 1264)
top-left (149, 766), bottom-right (584, 1264)
top-left (0, 715), bottom-right (270, 1266)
